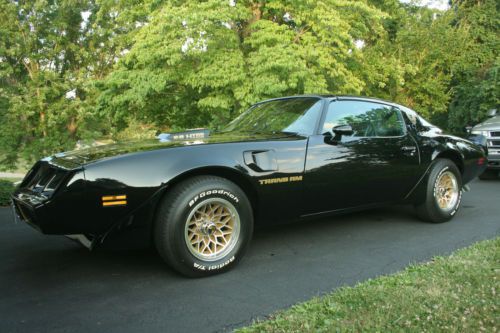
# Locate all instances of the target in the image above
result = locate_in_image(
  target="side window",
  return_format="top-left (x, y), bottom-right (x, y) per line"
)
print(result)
top-left (322, 101), bottom-right (405, 137)
top-left (399, 105), bottom-right (440, 133)
top-left (282, 99), bottom-right (323, 135)
top-left (378, 107), bottom-right (406, 137)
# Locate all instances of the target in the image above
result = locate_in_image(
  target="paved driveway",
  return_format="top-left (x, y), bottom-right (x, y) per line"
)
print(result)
top-left (1, 179), bottom-right (498, 333)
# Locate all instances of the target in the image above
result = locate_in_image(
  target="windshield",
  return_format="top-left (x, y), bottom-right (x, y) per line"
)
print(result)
top-left (220, 97), bottom-right (323, 135)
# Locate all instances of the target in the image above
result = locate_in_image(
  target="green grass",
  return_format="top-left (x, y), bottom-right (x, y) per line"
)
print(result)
top-left (237, 238), bottom-right (499, 333)
top-left (0, 179), bottom-right (17, 206)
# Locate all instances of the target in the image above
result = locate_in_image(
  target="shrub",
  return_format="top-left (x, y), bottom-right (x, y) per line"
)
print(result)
top-left (0, 180), bottom-right (15, 206)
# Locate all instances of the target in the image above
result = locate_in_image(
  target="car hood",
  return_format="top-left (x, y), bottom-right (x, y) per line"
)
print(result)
top-left (473, 116), bottom-right (500, 131)
top-left (49, 131), bottom-right (301, 166)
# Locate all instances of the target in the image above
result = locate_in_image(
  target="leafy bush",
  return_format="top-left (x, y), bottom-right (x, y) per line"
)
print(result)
top-left (0, 180), bottom-right (15, 206)
top-left (113, 119), bottom-right (159, 141)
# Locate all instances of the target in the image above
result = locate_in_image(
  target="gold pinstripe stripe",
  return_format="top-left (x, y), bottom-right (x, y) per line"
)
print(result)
top-left (102, 195), bottom-right (127, 201)
top-left (102, 200), bottom-right (127, 207)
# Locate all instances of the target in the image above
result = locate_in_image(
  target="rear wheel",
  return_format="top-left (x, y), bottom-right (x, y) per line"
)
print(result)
top-left (415, 159), bottom-right (462, 223)
top-left (154, 176), bottom-right (253, 277)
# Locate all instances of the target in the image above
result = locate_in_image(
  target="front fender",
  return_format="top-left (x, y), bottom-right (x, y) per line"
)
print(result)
top-left (81, 144), bottom-right (251, 235)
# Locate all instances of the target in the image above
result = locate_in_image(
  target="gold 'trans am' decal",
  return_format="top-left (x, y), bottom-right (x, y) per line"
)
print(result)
top-left (258, 175), bottom-right (303, 185)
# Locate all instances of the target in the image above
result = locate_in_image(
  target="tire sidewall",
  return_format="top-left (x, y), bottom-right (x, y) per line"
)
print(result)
top-left (166, 180), bottom-right (253, 276)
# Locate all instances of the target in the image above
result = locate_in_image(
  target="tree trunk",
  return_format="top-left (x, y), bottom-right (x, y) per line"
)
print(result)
top-left (36, 87), bottom-right (47, 138)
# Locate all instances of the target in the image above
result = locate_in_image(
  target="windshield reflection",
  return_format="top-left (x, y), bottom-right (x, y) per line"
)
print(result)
top-left (220, 97), bottom-right (322, 135)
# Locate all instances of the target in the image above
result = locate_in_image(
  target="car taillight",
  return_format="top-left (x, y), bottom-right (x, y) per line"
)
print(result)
top-left (477, 157), bottom-right (486, 165)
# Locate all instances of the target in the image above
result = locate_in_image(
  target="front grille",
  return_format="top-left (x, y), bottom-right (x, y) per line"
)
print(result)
top-left (490, 131), bottom-right (500, 137)
top-left (489, 140), bottom-right (500, 147)
top-left (21, 162), bottom-right (69, 198)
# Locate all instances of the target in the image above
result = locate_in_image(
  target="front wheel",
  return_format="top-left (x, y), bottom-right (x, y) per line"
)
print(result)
top-left (154, 176), bottom-right (253, 277)
top-left (415, 159), bottom-right (462, 223)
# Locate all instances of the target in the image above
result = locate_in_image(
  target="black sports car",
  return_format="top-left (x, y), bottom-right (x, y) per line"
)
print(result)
top-left (12, 95), bottom-right (487, 277)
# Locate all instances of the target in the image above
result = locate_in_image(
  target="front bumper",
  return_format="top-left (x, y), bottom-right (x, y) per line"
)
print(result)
top-left (12, 199), bottom-right (95, 249)
top-left (11, 197), bottom-right (45, 233)
top-left (11, 190), bottom-right (92, 235)
top-left (486, 153), bottom-right (500, 169)
top-left (11, 159), bottom-right (87, 234)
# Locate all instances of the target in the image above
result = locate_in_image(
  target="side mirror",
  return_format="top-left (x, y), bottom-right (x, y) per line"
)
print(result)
top-left (332, 124), bottom-right (354, 136)
top-left (487, 109), bottom-right (497, 117)
top-left (326, 124), bottom-right (353, 144)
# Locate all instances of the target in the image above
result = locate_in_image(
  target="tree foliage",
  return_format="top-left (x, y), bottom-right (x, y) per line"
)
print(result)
top-left (98, 0), bottom-right (386, 130)
top-left (0, 0), bottom-right (161, 167)
top-left (0, 0), bottom-right (498, 168)
top-left (448, 0), bottom-right (499, 130)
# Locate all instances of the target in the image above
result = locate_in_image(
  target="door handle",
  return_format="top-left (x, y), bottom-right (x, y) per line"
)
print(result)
top-left (243, 150), bottom-right (278, 172)
top-left (401, 146), bottom-right (417, 156)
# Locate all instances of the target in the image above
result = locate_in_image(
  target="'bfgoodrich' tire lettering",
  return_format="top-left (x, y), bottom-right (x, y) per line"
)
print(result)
top-left (189, 190), bottom-right (239, 207)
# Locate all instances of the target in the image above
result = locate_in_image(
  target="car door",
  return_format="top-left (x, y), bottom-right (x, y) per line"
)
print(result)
top-left (303, 99), bottom-right (421, 215)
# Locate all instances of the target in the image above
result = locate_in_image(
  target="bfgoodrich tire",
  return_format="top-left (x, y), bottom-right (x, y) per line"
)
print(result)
top-left (154, 176), bottom-right (253, 277)
top-left (415, 158), bottom-right (463, 223)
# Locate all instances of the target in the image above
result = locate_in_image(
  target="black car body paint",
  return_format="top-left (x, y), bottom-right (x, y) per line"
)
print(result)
top-left (12, 95), bottom-right (487, 247)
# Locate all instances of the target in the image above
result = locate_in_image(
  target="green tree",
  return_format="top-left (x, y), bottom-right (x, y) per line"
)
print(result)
top-left (0, 0), bottom-right (162, 168)
top-left (0, 0), bottom-right (92, 167)
top-left (359, 1), bottom-right (472, 127)
top-left (98, 0), bottom-right (386, 131)
top-left (1, 0), bottom-right (497, 169)
top-left (448, 0), bottom-right (499, 131)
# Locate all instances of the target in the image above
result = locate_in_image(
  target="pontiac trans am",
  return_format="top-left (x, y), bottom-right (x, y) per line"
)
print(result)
top-left (11, 96), bottom-right (487, 277)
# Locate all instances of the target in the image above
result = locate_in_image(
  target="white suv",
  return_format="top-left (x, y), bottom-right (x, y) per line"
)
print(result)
top-left (470, 109), bottom-right (500, 179)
